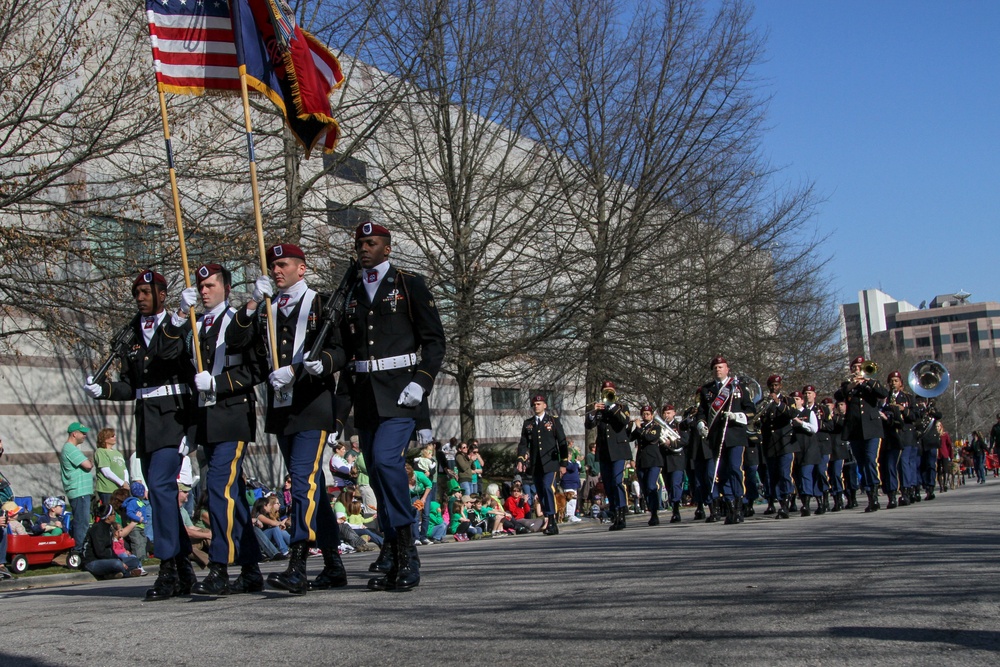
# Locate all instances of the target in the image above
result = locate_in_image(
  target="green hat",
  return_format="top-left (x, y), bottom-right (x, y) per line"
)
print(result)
top-left (67, 421), bottom-right (89, 434)
top-left (446, 479), bottom-right (462, 495)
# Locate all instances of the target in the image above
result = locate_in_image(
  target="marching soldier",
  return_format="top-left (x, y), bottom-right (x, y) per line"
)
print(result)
top-left (659, 404), bottom-right (687, 523)
top-left (841, 356), bottom-right (889, 513)
top-left (913, 397), bottom-right (943, 500)
top-left (756, 375), bottom-right (785, 515)
top-left (790, 390), bottom-right (819, 516)
top-left (227, 243), bottom-right (346, 595)
top-left (338, 222), bottom-right (446, 592)
top-left (695, 357), bottom-right (755, 525)
top-left (166, 263), bottom-right (264, 595)
top-left (810, 389), bottom-right (834, 514)
top-left (743, 402), bottom-right (764, 518)
top-left (84, 270), bottom-right (198, 601)
top-left (879, 370), bottom-right (914, 509)
top-left (585, 381), bottom-right (632, 531)
top-left (517, 394), bottom-right (568, 535)
top-left (629, 406), bottom-right (664, 526)
top-left (759, 375), bottom-right (796, 519)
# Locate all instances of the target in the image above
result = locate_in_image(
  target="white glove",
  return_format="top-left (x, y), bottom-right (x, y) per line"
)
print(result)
top-left (303, 359), bottom-right (324, 376)
top-left (397, 381), bottom-right (424, 407)
top-left (194, 371), bottom-right (215, 393)
top-left (327, 432), bottom-right (340, 446)
top-left (178, 436), bottom-right (190, 457)
top-left (179, 287), bottom-right (199, 314)
top-left (726, 411), bottom-right (748, 425)
top-left (269, 366), bottom-right (296, 391)
top-left (252, 275), bottom-right (274, 302)
top-left (417, 429), bottom-right (434, 446)
top-left (84, 375), bottom-right (102, 399)
top-left (697, 421), bottom-right (709, 438)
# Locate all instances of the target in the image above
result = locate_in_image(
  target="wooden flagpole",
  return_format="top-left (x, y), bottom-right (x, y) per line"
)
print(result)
top-left (237, 65), bottom-right (280, 371)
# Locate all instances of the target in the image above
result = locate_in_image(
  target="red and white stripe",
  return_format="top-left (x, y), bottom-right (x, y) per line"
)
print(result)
top-left (146, 9), bottom-right (241, 93)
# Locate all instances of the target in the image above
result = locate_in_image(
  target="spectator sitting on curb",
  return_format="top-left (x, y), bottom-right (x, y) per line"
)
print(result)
top-left (112, 524), bottom-right (147, 576)
top-left (83, 503), bottom-right (143, 580)
top-left (427, 501), bottom-right (446, 543)
top-left (504, 487), bottom-right (544, 533)
top-left (346, 499), bottom-right (383, 546)
top-left (178, 483), bottom-right (211, 568)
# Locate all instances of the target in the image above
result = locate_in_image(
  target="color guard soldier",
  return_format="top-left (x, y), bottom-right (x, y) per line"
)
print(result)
top-left (659, 404), bottom-right (686, 523)
top-left (517, 394), bottom-right (568, 535)
top-left (166, 263), bottom-right (264, 595)
top-left (585, 381), bottom-right (632, 531)
top-left (879, 370), bottom-right (914, 509)
top-left (84, 270), bottom-right (197, 601)
top-left (695, 357), bottom-right (755, 525)
top-left (841, 356), bottom-right (889, 513)
top-left (629, 406), bottom-right (664, 526)
top-left (790, 390), bottom-right (819, 516)
top-left (338, 222), bottom-right (446, 592)
top-left (227, 243), bottom-right (346, 595)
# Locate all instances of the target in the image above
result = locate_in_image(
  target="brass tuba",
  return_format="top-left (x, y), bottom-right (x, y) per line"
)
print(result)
top-left (907, 360), bottom-right (950, 398)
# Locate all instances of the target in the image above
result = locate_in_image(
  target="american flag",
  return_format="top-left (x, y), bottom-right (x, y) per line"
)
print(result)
top-left (145, 0), bottom-right (241, 95)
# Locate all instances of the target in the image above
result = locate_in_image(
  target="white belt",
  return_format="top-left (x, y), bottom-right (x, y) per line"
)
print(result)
top-left (135, 384), bottom-right (190, 400)
top-left (354, 353), bottom-right (417, 373)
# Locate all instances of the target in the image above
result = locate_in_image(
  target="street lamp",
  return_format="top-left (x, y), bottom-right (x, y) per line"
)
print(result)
top-left (953, 380), bottom-right (981, 442)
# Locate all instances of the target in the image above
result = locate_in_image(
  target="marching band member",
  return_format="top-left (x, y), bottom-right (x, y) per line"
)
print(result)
top-left (879, 370), bottom-right (914, 509)
top-left (659, 405), bottom-right (687, 524)
top-left (791, 390), bottom-right (819, 516)
top-left (695, 357), bottom-right (755, 525)
top-left (166, 263), bottom-right (264, 595)
top-left (83, 270), bottom-right (197, 601)
top-left (811, 389), bottom-right (834, 514)
top-left (629, 406), bottom-right (664, 526)
top-left (913, 397), bottom-right (943, 500)
top-left (227, 243), bottom-right (346, 595)
top-left (517, 394), bottom-right (568, 535)
top-left (841, 356), bottom-right (889, 513)
top-left (585, 381), bottom-right (632, 531)
top-left (759, 375), bottom-right (794, 518)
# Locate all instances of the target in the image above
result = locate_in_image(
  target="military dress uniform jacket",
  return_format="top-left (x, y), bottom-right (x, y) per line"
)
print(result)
top-left (794, 407), bottom-right (821, 466)
top-left (338, 265), bottom-right (445, 428)
top-left (517, 414), bottom-right (568, 474)
top-left (93, 314), bottom-right (193, 458)
top-left (585, 405), bottom-right (633, 461)
top-left (662, 419), bottom-right (688, 474)
top-left (629, 421), bottom-right (664, 469)
top-left (913, 403), bottom-right (943, 450)
top-left (695, 378), bottom-right (757, 452)
top-left (165, 308), bottom-right (263, 445)
top-left (841, 379), bottom-right (889, 441)
top-left (760, 398), bottom-right (795, 458)
top-left (882, 390), bottom-right (916, 450)
top-left (829, 414), bottom-right (851, 461)
top-left (814, 405), bottom-right (836, 457)
top-left (227, 293), bottom-right (345, 436)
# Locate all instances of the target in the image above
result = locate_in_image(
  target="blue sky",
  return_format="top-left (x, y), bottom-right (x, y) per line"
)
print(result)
top-left (747, 1), bottom-right (999, 308)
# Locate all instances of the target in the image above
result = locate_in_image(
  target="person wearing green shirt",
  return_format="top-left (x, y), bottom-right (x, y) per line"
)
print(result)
top-left (408, 464), bottom-right (433, 545)
top-left (60, 422), bottom-right (93, 554)
top-left (94, 428), bottom-right (129, 505)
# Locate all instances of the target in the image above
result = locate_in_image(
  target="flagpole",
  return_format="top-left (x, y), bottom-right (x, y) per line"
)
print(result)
top-left (237, 65), bottom-right (280, 371)
top-left (156, 87), bottom-right (205, 375)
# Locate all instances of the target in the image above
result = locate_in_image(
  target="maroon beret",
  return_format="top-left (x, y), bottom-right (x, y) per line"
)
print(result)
top-left (803, 385), bottom-right (816, 393)
top-left (640, 405), bottom-right (654, 413)
top-left (822, 397), bottom-right (835, 405)
top-left (661, 404), bottom-right (675, 412)
top-left (266, 243), bottom-right (305, 266)
top-left (355, 222), bottom-right (391, 240)
top-left (888, 370), bottom-right (902, 382)
top-left (531, 394), bottom-right (546, 404)
top-left (601, 380), bottom-right (616, 391)
top-left (851, 356), bottom-right (865, 367)
top-left (767, 374), bottom-right (782, 385)
top-left (709, 356), bottom-right (728, 368)
top-left (195, 263), bottom-right (224, 285)
top-left (132, 270), bottom-right (167, 293)
top-left (789, 391), bottom-right (803, 399)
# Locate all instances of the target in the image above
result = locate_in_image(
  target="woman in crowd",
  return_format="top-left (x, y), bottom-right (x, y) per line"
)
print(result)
top-left (83, 503), bottom-right (143, 580)
top-left (252, 495), bottom-right (290, 559)
top-left (328, 442), bottom-right (355, 496)
top-left (94, 428), bottom-right (129, 506)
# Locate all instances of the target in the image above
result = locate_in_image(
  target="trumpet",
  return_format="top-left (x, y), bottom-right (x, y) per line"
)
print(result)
top-left (846, 360), bottom-right (879, 384)
top-left (652, 414), bottom-right (682, 451)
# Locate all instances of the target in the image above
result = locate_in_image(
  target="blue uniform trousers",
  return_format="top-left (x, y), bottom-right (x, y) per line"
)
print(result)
top-left (849, 438), bottom-right (881, 491)
top-left (758, 456), bottom-right (775, 501)
top-left (598, 455), bottom-right (627, 512)
top-left (920, 448), bottom-right (938, 490)
top-left (879, 447), bottom-right (901, 493)
top-left (816, 455), bottom-right (831, 495)
top-left (900, 447), bottom-right (920, 488)
top-left (666, 470), bottom-right (685, 504)
top-left (694, 457), bottom-right (718, 503)
top-left (532, 469), bottom-right (557, 516)
top-left (637, 467), bottom-right (661, 512)
top-left (276, 430), bottom-right (338, 549)
top-left (141, 447), bottom-right (192, 561)
top-left (799, 464), bottom-right (818, 497)
top-left (743, 463), bottom-right (760, 504)
top-left (767, 453), bottom-right (795, 499)
top-left (719, 446), bottom-right (745, 502)
top-left (828, 458), bottom-right (845, 495)
top-left (202, 440), bottom-right (260, 566)
top-left (359, 418), bottom-right (416, 539)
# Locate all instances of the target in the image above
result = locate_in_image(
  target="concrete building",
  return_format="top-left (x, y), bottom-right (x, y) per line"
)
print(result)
top-left (839, 288), bottom-right (918, 359)
top-left (888, 292), bottom-right (1000, 364)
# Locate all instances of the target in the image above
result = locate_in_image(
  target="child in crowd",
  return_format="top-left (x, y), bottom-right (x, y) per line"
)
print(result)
top-left (346, 499), bottom-right (383, 546)
top-left (121, 482), bottom-right (151, 560)
top-left (112, 524), bottom-right (147, 575)
top-left (2, 501), bottom-right (27, 535)
top-left (427, 501), bottom-right (446, 543)
top-left (39, 497), bottom-right (66, 535)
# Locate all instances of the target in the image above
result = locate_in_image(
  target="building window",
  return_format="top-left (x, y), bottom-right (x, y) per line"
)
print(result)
top-left (491, 388), bottom-right (520, 410)
top-left (915, 337), bottom-right (931, 347)
top-left (954, 350), bottom-right (970, 361)
top-left (326, 200), bottom-right (370, 229)
top-left (953, 332), bottom-right (969, 344)
top-left (322, 152), bottom-right (367, 184)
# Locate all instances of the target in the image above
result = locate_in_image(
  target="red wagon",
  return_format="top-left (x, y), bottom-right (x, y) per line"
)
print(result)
top-left (5, 533), bottom-right (80, 574)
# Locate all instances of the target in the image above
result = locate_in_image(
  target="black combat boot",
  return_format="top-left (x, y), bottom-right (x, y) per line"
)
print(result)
top-left (368, 539), bottom-right (394, 573)
top-left (925, 487), bottom-right (936, 500)
top-left (617, 507), bottom-right (628, 530)
top-left (543, 515), bottom-right (560, 535)
top-left (788, 494), bottom-right (798, 512)
top-left (763, 500), bottom-right (777, 515)
top-left (670, 502), bottom-right (682, 523)
top-left (309, 547), bottom-right (348, 591)
top-left (693, 503), bottom-right (706, 520)
top-left (392, 525), bottom-right (421, 592)
top-left (864, 489), bottom-right (878, 513)
top-left (723, 499), bottom-right (735, 525)
top-left (847, 490), bottom-right (858, 509)
top-left (776, 498), bottom-right (790, 519)
top-left (733, 500), bottom-right (744, 524)
top-left (831, 493), bottom-right (843, 512)
top-left (743, 502), bottom-right (755, 517)
top-left (706, 499), bottom-right (720, 523)
top-left (174, 554), bottom-right (198, 596)
top-left (230, 563), bottom-right (264, 594)
top-left (191, 562), bottom-right (229, 596)
top-left (887, 491), bottom-right (898, 509)
top-left (268, 542), bottom-right (309, 595)
top-left (816, 493), bottom-right (828, 515)
top-left (648, 510), bottom-right (660, 526)
top-left (145, 557), bottom-right (178, 601)
top-left (911, 487), bottom-right (921, 503)
top-left (800, 496), bottom-right (811, 517)
top-left (898, 488), bottom-right (910, 506)
top-left (367, 538), bottom-right (399, 591)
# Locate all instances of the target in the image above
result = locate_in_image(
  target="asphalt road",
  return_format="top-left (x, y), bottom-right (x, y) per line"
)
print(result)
top-left (3, 481), bottom-right (999, 666)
